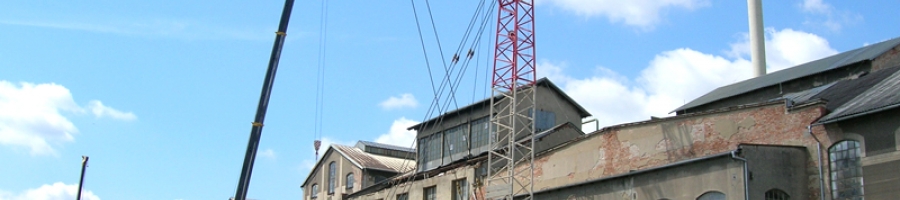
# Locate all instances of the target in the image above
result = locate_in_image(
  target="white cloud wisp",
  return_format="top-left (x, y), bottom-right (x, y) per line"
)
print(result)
top-left (379, 93), bottom-right (419, 110)
top-left (538, 0), bottom-right (709, 29)
top-left (0, 81), bottom-right (136, 155)
top-left (0, 182), bottom-right (100, 200)
top-left (541, 28), bottom-right (837, 129)
top-left (374, 117), bottom-right (420, 148)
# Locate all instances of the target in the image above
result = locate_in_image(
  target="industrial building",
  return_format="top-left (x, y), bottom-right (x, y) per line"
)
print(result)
top-left (302, 37), bottom-right (900, 200)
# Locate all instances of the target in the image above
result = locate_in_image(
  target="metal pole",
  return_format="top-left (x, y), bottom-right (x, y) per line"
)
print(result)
top-left (233, 1), bottom-right (295, 200)
top-left (76, 156), bottom-right (89, 200)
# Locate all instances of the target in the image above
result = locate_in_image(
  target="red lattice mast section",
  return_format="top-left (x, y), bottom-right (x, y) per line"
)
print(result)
top-left (487, 0), bottom-right (536, 199)
top-left (492, 0), bottom-right (536, 90)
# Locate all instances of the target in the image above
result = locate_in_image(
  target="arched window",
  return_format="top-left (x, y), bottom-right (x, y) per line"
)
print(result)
top-left (829, 140), bottom-right (864, 199)
top-left (765, 189), bottom-right (790, 200)
top-left (310, 184), bottom-right (318, 198)
top-left (697, 191), bottom-right (725, 200)
top-left (346, 173), bottom-right (355, 191)
top-left (328, 161), bottom-right (336, 194)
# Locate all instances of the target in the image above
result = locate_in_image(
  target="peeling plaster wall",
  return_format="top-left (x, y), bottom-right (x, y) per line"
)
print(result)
top-left (348, 167), bottom-right (478, 200)
top-left (525, 103), bottom-right (830, 200)
top-left (533, 156), bottom-right (746, 200)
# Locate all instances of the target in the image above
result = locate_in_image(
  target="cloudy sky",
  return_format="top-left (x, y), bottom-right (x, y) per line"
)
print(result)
top-left (2, 0), bottom-right (898, 199)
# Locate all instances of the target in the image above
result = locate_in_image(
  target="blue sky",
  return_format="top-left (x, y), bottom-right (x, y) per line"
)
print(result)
top-left (1, 0), bottom-right (898, 199)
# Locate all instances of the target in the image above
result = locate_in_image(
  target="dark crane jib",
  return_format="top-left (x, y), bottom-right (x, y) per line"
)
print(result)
top-left (233, 1), bottom-right (295, 200)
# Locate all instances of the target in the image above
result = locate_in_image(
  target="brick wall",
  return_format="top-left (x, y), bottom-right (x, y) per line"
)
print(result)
top-left (512, 103), bottom-right (831, 200)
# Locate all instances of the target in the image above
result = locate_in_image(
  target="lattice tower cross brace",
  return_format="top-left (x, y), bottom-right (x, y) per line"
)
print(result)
top-left (487, 0), bottom-right (536, 199)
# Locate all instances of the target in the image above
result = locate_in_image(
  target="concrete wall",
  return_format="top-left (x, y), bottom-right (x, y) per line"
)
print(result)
top-left (304, 149), bottom-right (363, 200)
top-left (532, 155), bottom-right (746, 200)
top-left (349, 166), bottom-right (479, 200)
top-left (525, 103), bottom-right (829, 200)
top-left (742, 145), bottom-right (809, 200)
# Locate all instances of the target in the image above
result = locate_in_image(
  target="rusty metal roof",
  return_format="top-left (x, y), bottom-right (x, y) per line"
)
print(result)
top-left (332, 144), bottom-right (416, 173)
top-left (301, 143), bottom-right (416, 187)
top-left (816, 66), bottom-right (900, 124)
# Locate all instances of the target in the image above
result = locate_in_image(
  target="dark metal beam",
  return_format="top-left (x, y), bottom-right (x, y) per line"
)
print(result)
top-left (233, 1), bottom-right (296, 199)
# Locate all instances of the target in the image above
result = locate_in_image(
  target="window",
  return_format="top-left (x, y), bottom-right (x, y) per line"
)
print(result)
top-left (765, 189), bottom-right (790, 200)
top-left (418, 133), bottom-right (443, 171)
top-left (451, 179), bottom-right (468, 200)
top-left (697, 191), bottom-right (725, 200)
top-left (830, 140), bottom-right (864, 199)
top-left (423, 186), bottom-right (436, 200)
top-left (470, 117), bottom-right (491, 154)
top-left (328, 162), bottom-right (336, 194)
top-left (310, 184), bottom-right (318, 198)
top-left (346, 173), bottom-right (354, 191)
top-left (533, 110), bottom-right (556, 132)
top-left (396, 193), bottom-right (409, 200)
top-left (444, 125), bottom-right (469, 161)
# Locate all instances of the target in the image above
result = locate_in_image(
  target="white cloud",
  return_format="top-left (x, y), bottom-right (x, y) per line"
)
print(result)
top-left (86, 100), bottom-right (136, 121)
top-left (543, 28), bottom-right (837, 128)
top-left (0, 81), bottom-right (136, 156)
top-left (260, 148), bottom-right (276, 160)
top-left (379, 93), bottom-right (418, 110)
top-left (798, 0), bottom-right (862, 31)
top-left (0, 182), bottom-right (100, 200)
top-left (374, 117), bottom-right (420, 148)
top-left (538, 0), bottom-right (709, 29)
top-left (299, 137), bottom-right (352, 173)
top-left (800, 0), bottom-right (831, 14)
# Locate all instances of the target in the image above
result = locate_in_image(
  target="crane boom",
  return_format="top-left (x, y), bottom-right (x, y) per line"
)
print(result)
top-left (233, 1), bottom-right (296, 199)
top-left (487, 0), bottom-right (536, 199)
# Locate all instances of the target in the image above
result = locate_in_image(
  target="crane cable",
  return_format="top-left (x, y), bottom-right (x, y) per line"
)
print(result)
top-left (386, 0), bottom-right (495, 198)
top-left (313, 0), bottom-right (330, 161)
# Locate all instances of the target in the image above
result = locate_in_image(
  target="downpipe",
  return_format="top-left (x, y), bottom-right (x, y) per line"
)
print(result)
top-left (730, 149), bottom-right (749, 200)
top-left (808, 125), bottom-right (826, 200)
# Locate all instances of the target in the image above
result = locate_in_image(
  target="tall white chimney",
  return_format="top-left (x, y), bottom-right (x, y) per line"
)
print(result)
top-left (748, 0), bottom-right (767, 77)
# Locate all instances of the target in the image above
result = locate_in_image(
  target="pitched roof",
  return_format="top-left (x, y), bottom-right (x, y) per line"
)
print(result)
top-left (301, 143), bottom-right (416, 187)
top-left (816, 66), bottom-right (900, 124)
top-left (409, 78), bottom-right (591, 131)
top-left (673, 37), bottom-right (900, 113)
top-left (355, 140), bottom-right (415, 153)
top-left (332, 144), bottom-right (416, 172)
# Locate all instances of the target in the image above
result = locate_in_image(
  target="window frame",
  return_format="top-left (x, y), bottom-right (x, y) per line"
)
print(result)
top-left (451, 178), bottom-right (468, 200)
top-left (396, 193), bottom-right (409, 200)
top-left (423, 186), bottom-right (437, 200)
top-left (346, 173), bottom-right (355, 191)
top-left (829, 140), bottom-right (865, 199)
top-left (765, 188), bottom-right (790, 200)
top-left (696, 191), bottom-right (725, 200)
top-left (310, 184), bottom-right (319, 198)
top-left (328, 161), bottom-right (336, 194)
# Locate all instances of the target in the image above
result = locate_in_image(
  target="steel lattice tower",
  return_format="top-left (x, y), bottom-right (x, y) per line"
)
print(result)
top-left (486, 0), bottom-right (536, 199)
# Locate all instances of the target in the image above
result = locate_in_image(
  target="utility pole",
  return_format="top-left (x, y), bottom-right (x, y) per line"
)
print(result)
top-left (232, 1), bottom-right (296, 200)
top-left (77, 156), bottom-right (89, 200)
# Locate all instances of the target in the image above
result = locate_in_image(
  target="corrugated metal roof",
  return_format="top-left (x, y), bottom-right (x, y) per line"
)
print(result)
top-left (409, 78), bottom-right (592, 131)
top-left (673, 37), bottom-right (900, 113)
top-left (332, 144), bottom-right (416, 173)
top-left (816, 67), bottom-right (900, 124)
top-left (355, 140), bottom-right (415, 153)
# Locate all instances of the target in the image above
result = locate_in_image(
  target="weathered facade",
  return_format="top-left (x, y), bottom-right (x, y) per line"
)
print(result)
top-left (332, 37), bottom-right (900, 200)
top-left (408, 78), bottom-right (591, 172)
top-left (302, 141), bottom-right (416, 200)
